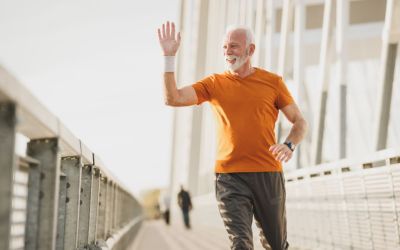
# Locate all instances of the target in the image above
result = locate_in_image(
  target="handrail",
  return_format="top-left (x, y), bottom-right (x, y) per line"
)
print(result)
top-left (284, 148), bottom-right (400, 249)
top-left (0, 65), bottom-right (131, 194)
top-left (0, 65), bottom-right (143, 250)
top-left (286, 147), bottom-right (400, 181)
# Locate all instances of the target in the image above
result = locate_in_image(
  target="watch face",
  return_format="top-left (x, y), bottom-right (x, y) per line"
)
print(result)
top-left (285, 142), bottom-right (295, 151)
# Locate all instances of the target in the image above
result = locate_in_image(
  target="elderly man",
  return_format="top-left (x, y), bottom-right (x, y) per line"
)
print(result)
top-left (157, 21), bottom-right (307, 250)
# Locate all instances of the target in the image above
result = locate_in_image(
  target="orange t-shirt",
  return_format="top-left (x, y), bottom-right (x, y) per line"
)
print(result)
top-left (192, 68), bottom-right (294, 173)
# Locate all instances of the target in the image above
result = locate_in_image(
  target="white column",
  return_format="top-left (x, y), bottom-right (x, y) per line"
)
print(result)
top-left (336, 0), bottom-right (349, 158)
top-left (278, 0), bottom-right (294, 76)
top-left (246, 0), bottom-right (255, 29)
top-left (188, 0), bottom-right (209, 195)
top-left (374, 0), bottom-right (400, 150)
top-left (254, 0), bottom-right (266, 67)
top-left (312, 0), bottom-right (335, 164)
top-left (277, 0), bottom-right (294, 142)
top-left (294, 0), bottom-right (307, 168)
top-left (265, 0), bottom-right (276, 70)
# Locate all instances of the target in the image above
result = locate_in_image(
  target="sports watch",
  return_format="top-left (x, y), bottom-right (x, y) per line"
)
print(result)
top-left (283, 141), bottom-right (296, 152)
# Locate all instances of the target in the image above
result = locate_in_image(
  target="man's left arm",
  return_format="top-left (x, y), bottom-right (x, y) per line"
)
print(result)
top-left (270, 103), bottom-right (308, 163)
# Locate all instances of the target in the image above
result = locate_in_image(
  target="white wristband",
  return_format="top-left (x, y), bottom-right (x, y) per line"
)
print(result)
top-left (164, 56), bottom-right (175, 72)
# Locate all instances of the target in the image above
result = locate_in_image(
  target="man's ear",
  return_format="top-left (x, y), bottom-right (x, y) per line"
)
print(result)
top-left (249, 44), bottom-right (255, 56)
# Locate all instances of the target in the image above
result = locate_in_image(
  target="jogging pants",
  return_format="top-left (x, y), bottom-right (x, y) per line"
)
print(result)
top-left (215, 172), bottom-right (289, 250)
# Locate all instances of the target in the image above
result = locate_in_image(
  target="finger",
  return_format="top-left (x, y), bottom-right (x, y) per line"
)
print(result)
top-left (284, 152), bottom-right (293, 162)
top-left (278, 151), bottom-right (288, 162)
top-left (281, 152), bottom-right (289, 162)
top-left (166, 21), bottom-right (170, 38)
top-left (269, 145), bottom-right (277, 152)
top-left (280, 154), bottom-right (288, 162)
top-left (275, 145), bottom-right (286, 154)
top-left (162, 23), bottom-right (166, 38)
top-left (274, 151), bottom-right (282, 161)
top-left (277, 152), bottom-right (284, 162)
top-left (171, 22), bottom-right (176, 40)
top-left (272, 145), bottom-right (284, 155)
top-left (157, 28), bottom-right (162, 41)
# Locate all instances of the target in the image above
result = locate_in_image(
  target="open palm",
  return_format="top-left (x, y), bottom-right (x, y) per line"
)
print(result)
top-left (157, 21), bottom-right (181, 56)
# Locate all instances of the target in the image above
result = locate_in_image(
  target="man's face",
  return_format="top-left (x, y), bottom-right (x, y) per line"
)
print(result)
top-left (223, 30), bottom-right (249, 71)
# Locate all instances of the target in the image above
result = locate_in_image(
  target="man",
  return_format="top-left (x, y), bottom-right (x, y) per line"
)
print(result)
top-left (157, 21), bottom-right (307, 250)
top-left (159, 190), bottom-right (171, 225)
top-left (177, 185), bottom-right (192, 229)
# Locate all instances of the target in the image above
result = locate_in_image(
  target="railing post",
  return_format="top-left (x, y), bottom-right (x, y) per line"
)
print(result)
top-left (27, 137), bottom-right (60, 250)
top-left (88, 168), bottom-right (100, 245)
top-left (0, 102), bottom-right (17, 250)
top-left (105, 180), bottom-right (111, 237)
top-left (56, 172), bottom-right (67, 249)
top-left (113, 185), bottom-right (119, 230)
top-left (111, 183), bottom-right (116, 231)
top-left (60, 156), bottom-right (82, 249)
top-left (25, 158), bottom-right (41, 250)
top-left (78, 164), bottom-right (93, 248)
top-left (97, 176), bottom-right (107, 241)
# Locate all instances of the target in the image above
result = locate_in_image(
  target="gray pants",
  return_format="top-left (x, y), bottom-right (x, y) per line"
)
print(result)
top-left (215, 172), bottom-right (289, 250)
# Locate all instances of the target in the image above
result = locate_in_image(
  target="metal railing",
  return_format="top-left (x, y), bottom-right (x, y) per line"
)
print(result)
top-left (189, 148), bottom-right (400, 249)
top-left (0, 65), bottom-right (143, 250)
top-left (285, 148), bottom-right (400, 249)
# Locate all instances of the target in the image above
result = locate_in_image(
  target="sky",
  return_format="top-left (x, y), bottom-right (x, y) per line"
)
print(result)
top-left (0, 0), bottom-right (179, 196)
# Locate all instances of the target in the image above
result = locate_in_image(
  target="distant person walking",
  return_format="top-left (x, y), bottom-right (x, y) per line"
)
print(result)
top-left (157, 21), bottom-right (307, 250)
top-left (159, 191), bottom-right (171, 225)
top-left (177, 186), bottom-right (192, 229)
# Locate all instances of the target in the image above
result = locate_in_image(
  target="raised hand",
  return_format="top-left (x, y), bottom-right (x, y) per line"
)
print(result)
top-left (157, 21), bottom-right (181, 56)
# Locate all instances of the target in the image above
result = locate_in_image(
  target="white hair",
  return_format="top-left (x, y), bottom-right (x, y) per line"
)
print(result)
top-left (225, 25), bottom-right (255, 47)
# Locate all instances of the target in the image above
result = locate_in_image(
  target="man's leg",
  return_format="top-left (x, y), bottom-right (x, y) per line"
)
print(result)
top-left (216, 173), bottom-right (254, 250)
top-left (165, 210), bottom-right (170, 225)
top-left (254, 219), bottom-right (271, 249)
top-left (250, 172), bottom-right (289, 250)
top-left (183, 210), bottom-right (190, 228)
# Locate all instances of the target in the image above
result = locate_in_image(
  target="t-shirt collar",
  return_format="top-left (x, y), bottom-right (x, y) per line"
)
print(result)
top-left (224, 67), bottom-right (258, 80)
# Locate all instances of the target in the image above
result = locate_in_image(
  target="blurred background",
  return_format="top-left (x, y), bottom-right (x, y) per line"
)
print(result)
top-left (0, 0), bottom-right (179, 195)
top-left (1, 0), bottom-right (399, 249)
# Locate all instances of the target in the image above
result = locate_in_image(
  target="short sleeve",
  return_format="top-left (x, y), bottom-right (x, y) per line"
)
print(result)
top-left (192, 75), bottom-right (215, 105)
top-left (275, 77), bottom-right (295, 109)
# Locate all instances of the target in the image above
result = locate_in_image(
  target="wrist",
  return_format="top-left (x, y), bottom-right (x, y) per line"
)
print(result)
top-left (283, 141), bottom-right (296, 152)
top-left (164, 56), bottom-right (175, 72)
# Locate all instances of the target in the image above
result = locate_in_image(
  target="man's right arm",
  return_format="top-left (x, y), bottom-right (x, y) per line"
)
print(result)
top-left (163, 72), bottom-right (198, 107)
top-left (158, 21), bottom-right (198, 107)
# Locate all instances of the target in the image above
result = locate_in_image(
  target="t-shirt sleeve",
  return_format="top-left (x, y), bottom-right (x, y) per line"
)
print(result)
top-left (191, 75), bottom-right (215, 105)
top-left (275, 77), bottom-right (295, 109)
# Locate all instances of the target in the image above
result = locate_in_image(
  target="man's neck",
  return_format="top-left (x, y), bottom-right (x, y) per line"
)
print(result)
top-left (230, 62), bottom-right (254, 78)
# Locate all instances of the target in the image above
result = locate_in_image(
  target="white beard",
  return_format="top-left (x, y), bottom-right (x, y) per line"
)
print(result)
top-left (224, 54), bottom-right (247, 71)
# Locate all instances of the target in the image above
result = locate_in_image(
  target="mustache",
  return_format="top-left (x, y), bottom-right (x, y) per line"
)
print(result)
top-left (225, 55), bottom-right (239, 60)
